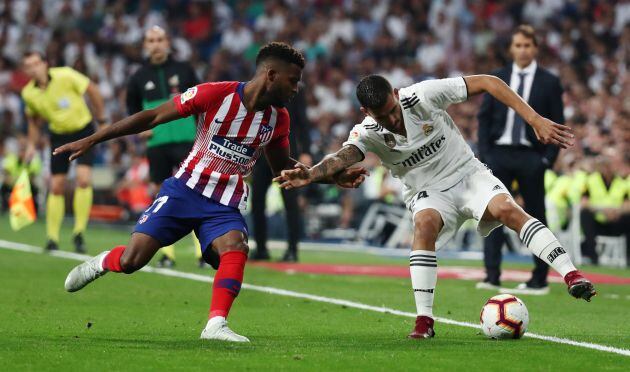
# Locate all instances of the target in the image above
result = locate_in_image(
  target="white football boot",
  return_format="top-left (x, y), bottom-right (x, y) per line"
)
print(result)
top-left (64, 251), bottom-right (109, 292)
top-left (200, 317), bottom-right (250, 342)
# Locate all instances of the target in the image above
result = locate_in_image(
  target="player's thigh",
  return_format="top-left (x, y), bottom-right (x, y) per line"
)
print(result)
top-left (74, 124), bottom-right (96, 170)
top-left (147, 146), bottom-right (172, 184)
top-left (49, 135), bottom-right (71, 177)
top-left (409, 189), bottom-right (457, 250)
top-left (133, 178), bottom-right (195, 249)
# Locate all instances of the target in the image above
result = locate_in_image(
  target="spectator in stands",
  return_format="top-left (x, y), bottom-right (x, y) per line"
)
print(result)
top-left (580, 155), bottom-right (630, 265)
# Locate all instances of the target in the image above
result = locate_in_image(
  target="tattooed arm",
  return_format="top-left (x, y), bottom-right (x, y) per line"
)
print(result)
top-left (273, 145), bottom-right (365, 189)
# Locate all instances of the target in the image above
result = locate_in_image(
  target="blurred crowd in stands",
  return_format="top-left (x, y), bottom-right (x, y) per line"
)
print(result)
top-left (1, 0), bottom-right (628, 244)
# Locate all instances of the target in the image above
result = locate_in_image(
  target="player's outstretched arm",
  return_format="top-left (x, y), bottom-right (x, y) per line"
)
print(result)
top-left (463, 75), bottom-right (574, 149)
top-left (266, 145), bottom-right (367, 189)
top-left (53, 101), bottom-right (182, 161)
top-left (273, 145), bottom-right (365, 189)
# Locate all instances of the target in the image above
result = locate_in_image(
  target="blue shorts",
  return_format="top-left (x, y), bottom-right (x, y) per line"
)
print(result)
top-left (134, 177), bottom-right (248, 266)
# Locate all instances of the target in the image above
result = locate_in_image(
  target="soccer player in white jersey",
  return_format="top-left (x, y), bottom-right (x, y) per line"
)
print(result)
top-left (274, 74), bottom-right (596, 339)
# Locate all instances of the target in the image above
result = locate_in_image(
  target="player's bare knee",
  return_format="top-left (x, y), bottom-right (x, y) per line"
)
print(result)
top-left (222, 240), bottom-right (249, 254)
top-left (50, 183), bottom-right (64, 195)
top-left (414, 214), bottom-right (440, 247)
top-left (415, 213), bottom-right (440, 235)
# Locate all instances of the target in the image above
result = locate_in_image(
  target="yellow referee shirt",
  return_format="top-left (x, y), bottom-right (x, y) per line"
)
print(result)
top-left (21, 67), bottom-right (92, 134)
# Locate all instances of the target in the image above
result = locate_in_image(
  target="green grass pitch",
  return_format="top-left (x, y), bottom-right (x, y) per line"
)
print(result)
top-left (0, 216), bottom-right (629, 371)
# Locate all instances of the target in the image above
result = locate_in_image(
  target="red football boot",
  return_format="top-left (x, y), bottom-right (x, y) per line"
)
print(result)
top-left (408, 315), bottom-right (435, 339)
top-left (564, 270), bottom-right (597, 302)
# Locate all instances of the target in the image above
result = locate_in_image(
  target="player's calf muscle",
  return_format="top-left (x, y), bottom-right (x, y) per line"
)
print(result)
top-left (119, 234), bottom-right (162, 273)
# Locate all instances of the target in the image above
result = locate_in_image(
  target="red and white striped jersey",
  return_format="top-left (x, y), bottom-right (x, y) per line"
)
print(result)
top-left (172, 81), bottom-right (290, 210)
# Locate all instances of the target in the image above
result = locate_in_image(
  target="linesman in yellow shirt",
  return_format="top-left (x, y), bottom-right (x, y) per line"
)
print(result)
top-left (20, 51), bottom-right (107, 252)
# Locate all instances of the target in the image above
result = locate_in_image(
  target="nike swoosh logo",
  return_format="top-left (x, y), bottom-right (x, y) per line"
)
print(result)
top-left (214, 118), bottom-right (224, 124)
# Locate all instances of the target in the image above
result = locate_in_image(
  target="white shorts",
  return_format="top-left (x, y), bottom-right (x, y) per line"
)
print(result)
top-left (407, 167), bottom-right (511, 250)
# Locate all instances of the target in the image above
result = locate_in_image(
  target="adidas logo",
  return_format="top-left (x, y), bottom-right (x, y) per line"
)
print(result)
top-left (492, 185), bottom-right (502, 191)
top-left (144, 81), bottom-right (156, 90)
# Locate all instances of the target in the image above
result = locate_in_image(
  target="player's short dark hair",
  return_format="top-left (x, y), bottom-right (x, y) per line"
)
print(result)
top-left (255, 42), bottom-right (305, 69)
top-left (22, 50), bottom-right (46, 61)
top-left (512, 24), bottom-right (538, 47)
top-left (356, 75), bottom-right (393, 109)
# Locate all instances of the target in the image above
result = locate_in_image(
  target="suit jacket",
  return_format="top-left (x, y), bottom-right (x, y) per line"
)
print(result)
top-left (285, 89), bottom-right (312, 157)
top-left (477, 65), bottom-right (564, 166)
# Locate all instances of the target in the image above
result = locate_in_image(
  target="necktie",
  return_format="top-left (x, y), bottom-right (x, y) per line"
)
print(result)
top-left (511, 72), bottom-right (527, 144)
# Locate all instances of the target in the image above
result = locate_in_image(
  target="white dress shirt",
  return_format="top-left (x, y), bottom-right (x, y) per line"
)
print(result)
top-left (495, 60), bottom-right (537, 146)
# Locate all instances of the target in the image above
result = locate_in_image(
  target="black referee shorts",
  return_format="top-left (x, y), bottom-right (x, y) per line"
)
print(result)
top-left (146, 142), bottom-right (193, 184)
top-left (49, 123), bottom-right (96, 175)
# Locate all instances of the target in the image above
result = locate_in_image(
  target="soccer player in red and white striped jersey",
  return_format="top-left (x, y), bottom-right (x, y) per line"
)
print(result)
top-left (56, 42), bottom-right (367, 342)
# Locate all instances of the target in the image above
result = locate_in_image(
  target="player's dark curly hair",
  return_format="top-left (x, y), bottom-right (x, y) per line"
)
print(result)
top-left (356, 75), bottom-right (393, 109)
top-left (256, 42), bottom-right (305, 69)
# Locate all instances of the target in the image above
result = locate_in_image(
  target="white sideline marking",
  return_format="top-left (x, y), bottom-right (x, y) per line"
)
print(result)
top-left (1, 239), bottom-right (629, 357)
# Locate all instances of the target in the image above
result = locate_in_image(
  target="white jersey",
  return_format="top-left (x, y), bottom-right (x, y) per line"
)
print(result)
top-left (343, 77), bottom-right (483, 205)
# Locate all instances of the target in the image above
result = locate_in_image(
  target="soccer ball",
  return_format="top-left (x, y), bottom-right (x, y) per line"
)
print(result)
top-left (480, 294), bottom-right (529, 339)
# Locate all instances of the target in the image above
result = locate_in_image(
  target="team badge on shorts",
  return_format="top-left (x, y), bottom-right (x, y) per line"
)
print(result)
top-left (423, 123), bottom-right (434, 136)
top-left (384, 133), bottom-right (397, 148)
top-left (138, 214), bottom-right (149, 224)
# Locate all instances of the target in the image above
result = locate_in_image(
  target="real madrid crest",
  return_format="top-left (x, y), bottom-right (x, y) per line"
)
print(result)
top-left (422, 123), bottom-right (434, 136)
top-left (384, 133), bottom-right (397, 148)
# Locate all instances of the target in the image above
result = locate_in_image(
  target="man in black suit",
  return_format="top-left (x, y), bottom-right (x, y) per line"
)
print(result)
top-left (476, 25), bottom-right (565, 294)
top-left (249, 88), bottom-right (312, 262)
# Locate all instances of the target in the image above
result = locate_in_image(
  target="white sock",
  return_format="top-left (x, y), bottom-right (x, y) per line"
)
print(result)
top-left (409, 250), bottom-right (437, 318)
top-left (519, 218), bottom-right (577, 277)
